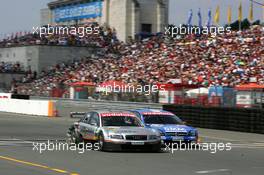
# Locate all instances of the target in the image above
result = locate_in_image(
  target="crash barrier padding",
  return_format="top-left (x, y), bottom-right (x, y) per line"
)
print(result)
top-left (163, 105), bottom-right (264, 134)
top-left (0, 99), bottom-right (56, 117)
top-left (11, 94), bottom-right (30, 100)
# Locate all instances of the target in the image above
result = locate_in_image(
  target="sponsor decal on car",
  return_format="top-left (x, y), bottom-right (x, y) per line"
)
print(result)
top-left (142, 112), bottom-right (174, 116)
top-left (100, 113), bottom-right (135, 117)
top-left (164, 127), bottom-right (187, 132)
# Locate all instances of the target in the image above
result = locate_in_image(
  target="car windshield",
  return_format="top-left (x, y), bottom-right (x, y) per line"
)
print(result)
top-left (143, 115), bottom-right (183, 125)
top-left (102, 116), bottom-right (142, 127)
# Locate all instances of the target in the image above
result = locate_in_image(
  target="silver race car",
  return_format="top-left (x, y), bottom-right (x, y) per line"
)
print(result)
top-left (67, 110), bottom-right (161, 152)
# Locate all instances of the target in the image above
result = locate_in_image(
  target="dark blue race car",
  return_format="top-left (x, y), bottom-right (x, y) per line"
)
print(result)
top-left (130, 109), bottom-right (199, 144)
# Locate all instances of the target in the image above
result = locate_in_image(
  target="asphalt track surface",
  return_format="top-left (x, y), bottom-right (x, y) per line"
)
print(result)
top-left (0, 112), bottom-right (264, 175)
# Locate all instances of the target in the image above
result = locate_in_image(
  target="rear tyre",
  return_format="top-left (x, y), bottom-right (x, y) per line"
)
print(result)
top-left (66, 126), bottom-right (75, 145)
top-left (70, 131), bottom-right (84, 148)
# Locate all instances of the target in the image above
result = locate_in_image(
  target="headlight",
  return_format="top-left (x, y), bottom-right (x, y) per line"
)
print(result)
top-left (110, 134), bottom-right (124, 139)
top-left (149, 135), bottom-right (158, 140)
top-left (188, 130), bottom-right (197, 136)
top-left (159, 132), bottom-right (165, 136)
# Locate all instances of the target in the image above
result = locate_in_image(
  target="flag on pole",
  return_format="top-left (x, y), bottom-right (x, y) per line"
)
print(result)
top-left (187, 9), bottom-right (193, 26)
top-left (197, 8), bottom-right (202, 28)
top-left (227, 6), bottom-right (232, 24)
top-left (249, 0), bottom-right (253, 22)
top-left (214, 5), bottom-right (220, 24)
top-left (238, 2), bottom-right (243, 22)
top-left (206, 9), bottom-right (212, 27)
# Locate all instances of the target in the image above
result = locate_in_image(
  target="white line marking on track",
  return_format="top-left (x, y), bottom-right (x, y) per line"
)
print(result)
top-left (231, 143), bottom-right (264, 149)
top-left (251, 166), bottom-right (264, 169)
top-left (0, 138), bottom-right (34, 146)
top-left (196, 169), bottom-right (231, 174)
top-left (0, 138), bottom-right (66, 146)
top-left (200, 135), bottom-right (240, 142)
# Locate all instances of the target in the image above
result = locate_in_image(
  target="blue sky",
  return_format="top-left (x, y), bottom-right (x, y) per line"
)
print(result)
top-left (0, 0), bottom-right (263, 39)
top-left (169, 0), bottom-right (263, 25)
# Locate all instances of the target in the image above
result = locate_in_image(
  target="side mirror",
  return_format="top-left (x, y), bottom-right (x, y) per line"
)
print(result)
top-left (74, 122), bottom-right (79, 127)
top-left (182, 121), bottom-right (187, 125)
top-left (90, 122), bottom-right (97, 126)
top-left (145, 124), bottom-right (151, 128)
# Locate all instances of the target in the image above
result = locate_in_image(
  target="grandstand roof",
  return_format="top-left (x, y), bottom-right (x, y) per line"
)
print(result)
top-left (236, 83), bottom-right (264, 91)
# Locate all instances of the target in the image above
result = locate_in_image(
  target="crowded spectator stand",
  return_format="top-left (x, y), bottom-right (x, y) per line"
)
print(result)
top-left (0, 62), bottom-right (25, 73)
top-left (0, 23), bottom-right (261, 105)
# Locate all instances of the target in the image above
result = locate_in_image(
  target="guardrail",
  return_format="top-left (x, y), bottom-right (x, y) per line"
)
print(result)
top-left (31, 96), bottom-right (163, 117)
top-left (163, 105), bottom-right (264, 134)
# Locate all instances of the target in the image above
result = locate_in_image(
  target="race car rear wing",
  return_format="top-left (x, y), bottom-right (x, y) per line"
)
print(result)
top-left (70, 112), bottom-right (86, 118)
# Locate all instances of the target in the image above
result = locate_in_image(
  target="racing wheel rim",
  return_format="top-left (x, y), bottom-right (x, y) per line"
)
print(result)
top-left (98, 134), bottom-right (104, 151)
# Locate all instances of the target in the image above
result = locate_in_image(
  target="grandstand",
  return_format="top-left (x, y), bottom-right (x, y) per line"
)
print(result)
top-left (0, 0), bottom-right (263, 105)
top-left (15, 26), bottom-right (264, 100)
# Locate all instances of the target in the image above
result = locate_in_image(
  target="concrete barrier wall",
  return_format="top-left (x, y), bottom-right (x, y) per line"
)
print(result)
top-left (30, 96), bottom-right (163, 117)
top-left (0, 46), bottom-right (100, 74)
top-left (0, 96), bottom-right (162, 117)
top-left (0, 99), bottom-right (55, 117)
top-left (0, 93), bottom-right (12, 99)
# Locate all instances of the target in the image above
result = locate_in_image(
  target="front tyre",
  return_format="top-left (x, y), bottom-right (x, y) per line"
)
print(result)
top-left (98, 133), bottom-right (106, 151)
top-left (151, 143), bottom-right (162, 152)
